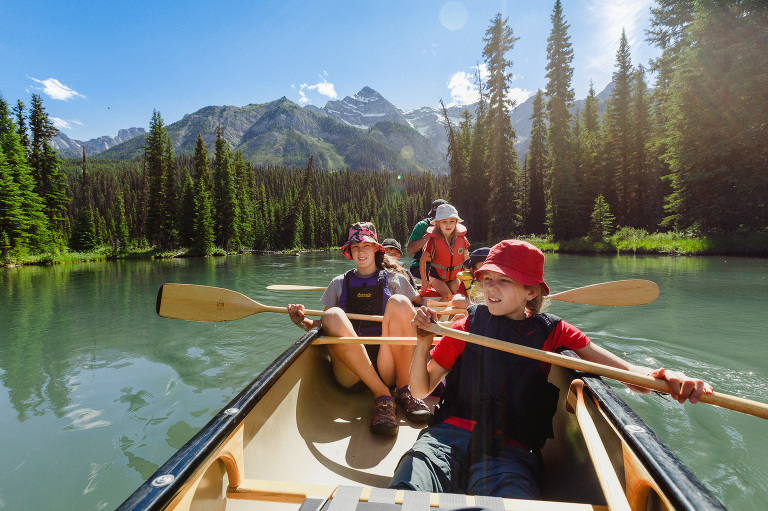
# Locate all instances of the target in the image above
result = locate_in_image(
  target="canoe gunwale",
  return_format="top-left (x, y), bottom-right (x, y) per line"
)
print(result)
top-left (564, 352), bottom-right (726, 511)
top-left (115, 327), bottom-right (322, 511)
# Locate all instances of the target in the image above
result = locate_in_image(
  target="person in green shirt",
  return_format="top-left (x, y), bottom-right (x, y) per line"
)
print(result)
top-left (407, 198), bottom-right (447, 282)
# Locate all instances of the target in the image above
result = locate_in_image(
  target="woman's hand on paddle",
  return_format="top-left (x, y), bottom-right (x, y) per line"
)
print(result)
top-left (287, 303), bottom-right (307, 329)
top-left (650, 368), bottom-right (713, 404)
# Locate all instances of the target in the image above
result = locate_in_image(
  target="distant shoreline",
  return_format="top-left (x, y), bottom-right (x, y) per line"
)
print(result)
top-left (5, 233), bottom-right (768, 268)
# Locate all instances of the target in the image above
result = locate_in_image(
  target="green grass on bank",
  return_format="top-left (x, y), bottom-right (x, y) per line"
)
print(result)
top-left (523, 228), bottom-right (768, 256)
top-left (4, 229), bottom-right (768, 267)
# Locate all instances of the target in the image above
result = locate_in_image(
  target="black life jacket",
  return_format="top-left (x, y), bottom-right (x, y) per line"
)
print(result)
top-left (434, 305), bottom-right (562, 452)
top-left (338, 269), bottom-right (391, 337)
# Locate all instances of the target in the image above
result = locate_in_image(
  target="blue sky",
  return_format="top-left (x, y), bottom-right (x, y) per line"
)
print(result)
top-left (1, 0), bottom-right (660, 141)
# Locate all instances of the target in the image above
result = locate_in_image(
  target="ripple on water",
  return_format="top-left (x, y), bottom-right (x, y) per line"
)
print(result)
top-left (63, 406), bottom-right (111, 431)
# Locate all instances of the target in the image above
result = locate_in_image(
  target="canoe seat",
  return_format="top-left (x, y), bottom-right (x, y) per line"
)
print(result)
top-left (228, 480), bottom-right (608, 510)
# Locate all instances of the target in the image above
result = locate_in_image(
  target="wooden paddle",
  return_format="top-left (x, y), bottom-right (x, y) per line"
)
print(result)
top-left (268, 280), bottom-right (660, 307)
top-left (266, 285), bottom-right (453, 308)
top-left (423, 321), bottom-right (768, 420)
top-left (156, 284), bottom-right (465, 322)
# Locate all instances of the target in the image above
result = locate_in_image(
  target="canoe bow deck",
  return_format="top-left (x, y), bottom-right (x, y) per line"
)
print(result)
top-left (117, 328), bottom-right (725, 511)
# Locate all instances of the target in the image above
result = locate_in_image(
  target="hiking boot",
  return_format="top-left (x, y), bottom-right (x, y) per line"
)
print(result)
top-left (370, 395), bottom-right (398, 436)
top-left (395, 385), bottom-right (431, 423)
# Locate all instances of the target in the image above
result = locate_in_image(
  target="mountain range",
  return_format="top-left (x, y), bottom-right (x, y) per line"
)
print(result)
top-left (51, 83), bottom-right (613, 174)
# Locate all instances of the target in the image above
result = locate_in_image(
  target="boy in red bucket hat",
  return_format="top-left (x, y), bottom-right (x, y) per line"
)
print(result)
top-left (390, 239), bottom-right (713, 499)
top-left (288, 222), bottom-right (430, 436)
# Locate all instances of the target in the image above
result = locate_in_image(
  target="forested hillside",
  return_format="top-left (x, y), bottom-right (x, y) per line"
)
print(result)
top-left (2, 0), bottom-right (767, 263)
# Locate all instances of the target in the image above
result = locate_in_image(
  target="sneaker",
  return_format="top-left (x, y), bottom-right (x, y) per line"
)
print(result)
top-left (370, 395), bottom-right (398, 436)
top-left (395, 385), bottom-right (431, 423)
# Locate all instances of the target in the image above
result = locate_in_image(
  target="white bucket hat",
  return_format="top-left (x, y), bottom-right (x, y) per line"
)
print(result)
top-left (433, 204), bottom-right (463, 222)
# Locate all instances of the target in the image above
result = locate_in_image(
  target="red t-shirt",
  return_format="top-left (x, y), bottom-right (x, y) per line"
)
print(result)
top-left (429, 314), bottom-right (591, 437)
top-left (430, 315), bottom-right (590, 375)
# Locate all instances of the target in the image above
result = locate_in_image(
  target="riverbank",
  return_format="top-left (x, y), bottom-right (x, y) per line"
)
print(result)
top-left (525, 228), bottom-right (768, 257)
top-left (4, 228), bottom-right (767, 268)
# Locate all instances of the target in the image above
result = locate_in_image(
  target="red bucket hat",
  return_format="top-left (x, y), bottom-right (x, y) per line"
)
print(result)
top-left (340, 222), bottom-right (384, 259)
top-left (475, 239), bottom-right (550, 296)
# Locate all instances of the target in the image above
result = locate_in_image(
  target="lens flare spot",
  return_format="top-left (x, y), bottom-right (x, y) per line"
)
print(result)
top-left (401, 146), bottom-right (414, 159)
top-left (439, 2), bottom-right (468, 31)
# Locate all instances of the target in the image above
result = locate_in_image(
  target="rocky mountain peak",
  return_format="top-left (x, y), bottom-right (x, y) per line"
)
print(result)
top-left (323, 86), bottom-right (409, 129)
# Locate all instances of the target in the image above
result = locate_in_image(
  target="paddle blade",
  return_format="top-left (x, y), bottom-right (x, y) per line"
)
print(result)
top-left (551, 280), bottom-right (659, 306)
top-left (157, 284), bottom-right (262, 322)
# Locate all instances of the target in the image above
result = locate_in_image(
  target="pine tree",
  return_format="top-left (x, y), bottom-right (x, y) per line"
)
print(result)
top-left (144, 110), bottom-right (170, 247)
top-left (545, 0), bottom-right (578, 240)
top-left (589, 195), bottom-right (615, 241)
top-left (630, 65), bottom-right (656, 229)
top-left (465, 68), bottom-right (489, 241)
top-left (0, 96), bottom-right (49, 252)
top-left (0, 150), bottom-right (23, 251)
top-left (234, 151), bottom-right (254, 249)
top-left (113, 193), bottom-right (130, 252)
top-left (159, 135), bottom-right (177, 248)
top-left (213, 125), bottom-right (239, 251)
top-left (483, 14), bottom-right (521, 239)
top-left (178, 166), bottom-right (195, 247)
top-left (526, 90), bottom-right (548, 234)
top-left (193, 133), bottom-right (212, 193)
top-left (442, 100), bottom-right (469, 218)
top-left (663, 2), bottom-right (768, 233)
top-left (28, 94), bottom-right (69, 239)
top-left (604, 30), bottom-right (634, 226)
top-left (13, 100), bottom-right (29, 150)
top-left (69, 208), bottom-right (97, 252)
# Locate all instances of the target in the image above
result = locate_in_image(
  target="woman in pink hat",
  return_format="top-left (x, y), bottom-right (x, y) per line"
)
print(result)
top-left (288, 222), bottom-right (431, 436)
top-left (391, 239), bottom-right (713, 498)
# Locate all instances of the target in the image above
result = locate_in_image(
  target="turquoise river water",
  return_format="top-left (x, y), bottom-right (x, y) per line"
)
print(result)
top-left (1, 252), bottom-right (767, 510)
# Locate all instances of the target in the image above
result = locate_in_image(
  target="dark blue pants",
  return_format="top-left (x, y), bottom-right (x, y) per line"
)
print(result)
top-left (389, 423), bottom-right (542, 499)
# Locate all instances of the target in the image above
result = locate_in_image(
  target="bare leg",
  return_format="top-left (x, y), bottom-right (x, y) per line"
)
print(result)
top-left (430, 277), bottom-right (453, 302)
top-left (322, 308), bottom-right (391, 398)
top-left (378, 295), bottom-right (417, 389)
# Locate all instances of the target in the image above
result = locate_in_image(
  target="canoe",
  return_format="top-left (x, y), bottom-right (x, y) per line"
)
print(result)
top-left (117, 328), bottom-right (726, 511)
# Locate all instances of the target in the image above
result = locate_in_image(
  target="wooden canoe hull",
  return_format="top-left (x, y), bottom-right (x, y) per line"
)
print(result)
top-left (117, 328), bottom-right (725, 511)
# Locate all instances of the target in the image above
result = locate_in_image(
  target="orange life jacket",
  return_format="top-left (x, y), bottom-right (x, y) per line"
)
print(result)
top-left (426, 224), bottom-right (468, 281)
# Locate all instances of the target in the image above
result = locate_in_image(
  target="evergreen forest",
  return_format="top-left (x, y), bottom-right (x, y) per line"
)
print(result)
top-left (1, 0), bottom-right (767, 264)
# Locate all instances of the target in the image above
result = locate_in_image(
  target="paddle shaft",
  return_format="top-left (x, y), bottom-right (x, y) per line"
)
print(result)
top-left (269, 280), bottom-right (659, 307)
top-left (425, 323), bottom-right (768, 420)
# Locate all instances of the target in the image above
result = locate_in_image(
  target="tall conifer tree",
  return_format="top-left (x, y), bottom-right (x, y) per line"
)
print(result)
top-left (545, 0), bottom-right (578, 240)
top-left (604, 30), bottom-right (634, 225)
top-left (144, 110), bottom-right (170, 247)
top-left (213, 125), bottom-right (239, 251)
top-left (483, 14), bottom-right (521, 239)
top-left (526, 90), bottom-right (548, 234)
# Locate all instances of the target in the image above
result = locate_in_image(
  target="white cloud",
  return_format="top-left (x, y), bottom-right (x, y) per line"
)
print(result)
top-left (446, 64), bottom-right (488, 106)
top-left (508, 87), bottom-right (532, 107)
top-left (27, 76), bottom-right (86, 101)
top-left (585, 0), bottom-right (653, 72)
top-left (297, 72), bottom-right (337, 105)
top-left (446, 64), bottom-right (530, 107)
top-left (50, 117), bottom-right (71, 130)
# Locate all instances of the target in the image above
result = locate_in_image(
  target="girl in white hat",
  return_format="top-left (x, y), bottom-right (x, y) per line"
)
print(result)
top-left (419, 204), bottom-right (470, 303)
